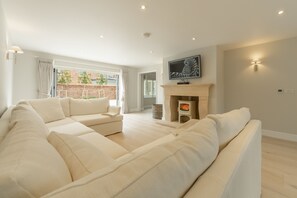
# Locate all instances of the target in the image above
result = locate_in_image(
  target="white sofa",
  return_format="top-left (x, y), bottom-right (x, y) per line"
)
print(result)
top-left (0, 102), bottom-right (262, 198)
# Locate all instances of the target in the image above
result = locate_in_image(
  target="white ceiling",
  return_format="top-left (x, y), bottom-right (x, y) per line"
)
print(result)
top-left (2, 0), bottom-right (297, 67)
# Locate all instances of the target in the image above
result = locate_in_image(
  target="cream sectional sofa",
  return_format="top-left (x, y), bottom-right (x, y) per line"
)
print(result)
top-left (0, 102), bottom-right (262, 198)
top-left (28, 97), bottom-right (123, 136)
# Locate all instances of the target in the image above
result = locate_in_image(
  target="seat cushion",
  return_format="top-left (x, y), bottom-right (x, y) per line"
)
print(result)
top-left (207, 107), bottom-right (251, 151)
top-left (47, 121), bottom-right (94, 136)
top-left (70, 98), bottom-right (109, 116)
top-left (0, 104), bottom-right (72, 198)
top-left (78, 132), bottom-right (128, 159)
top-left (46, 118), bottom-right (76, 128)
top-left (71, 114), bottom-right (123, 126)
top-left (48, 132), bottom-right (114, 181)
top-left (27, 98), bottom-right (66, 123)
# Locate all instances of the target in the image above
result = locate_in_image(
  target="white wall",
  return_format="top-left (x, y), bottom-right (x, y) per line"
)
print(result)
top-left (216, 47), bottom-right (225, 113)
top-left (12, 50), bottom-right (138, 112)
top-left (162, 46), bottom-right (224, 114)
top-left (143, 98), bottom-right (156, 108)
top-left (127, 67), bottom-right (138, 112)
top-left (224, 37), bottom-right (297, 135)
top-left (12, 50), bottom-right (38, 103)
top-left (0, 2), bottom-right (13, 116)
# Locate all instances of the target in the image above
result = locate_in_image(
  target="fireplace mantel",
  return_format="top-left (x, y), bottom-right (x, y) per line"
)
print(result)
top-left (161, 84), bottom-right (212, 121)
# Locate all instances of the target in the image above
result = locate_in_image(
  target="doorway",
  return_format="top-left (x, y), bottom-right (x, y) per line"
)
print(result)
top-left (140, 72), bottom-right (156, 111)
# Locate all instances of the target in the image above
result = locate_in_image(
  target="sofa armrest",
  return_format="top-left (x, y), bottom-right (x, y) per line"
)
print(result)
top-left (184, 120), bottom-right (262, 198)
top-left (103, 106), bottom-right (121, 117)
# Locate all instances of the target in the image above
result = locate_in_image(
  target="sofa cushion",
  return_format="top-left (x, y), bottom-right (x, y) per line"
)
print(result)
top-left (47, 122), bottom-right (94, 136)
top-left (71, 114), bottom-right (123, 126)
top-left (70, 98), bottom-right (109, 116)
top-left (43, 117), bottom-right (219, 198)
top-left (28, 98), bottom-right (66, 123)
top-left (0, 104), bottom-right (72, 198)
top-left (207, 107), bottom-right (251, 151)
top-left (59, 97), bottom-right (70, 117)
top-left (48, 132), bottom-right (115, 181)
top-left (78, 132), bottom-right (129, 159)
top-left (8, 104), bottom-right (49, 135)
top-left (46, 117), bottom-right (76, 128)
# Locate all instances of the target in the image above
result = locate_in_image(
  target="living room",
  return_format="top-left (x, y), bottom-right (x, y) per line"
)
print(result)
top-left (0, 1), bottom-right (297, 197)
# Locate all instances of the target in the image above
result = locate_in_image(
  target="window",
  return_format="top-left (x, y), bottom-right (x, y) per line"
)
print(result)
top-left (53, 68), bottom-right (119, 106)
top-left (144, 79), bottom-right (156, 98)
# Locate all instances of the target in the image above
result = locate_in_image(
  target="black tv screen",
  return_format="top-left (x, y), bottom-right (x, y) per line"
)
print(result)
top-left (168, 55), bottom-right (201, 80)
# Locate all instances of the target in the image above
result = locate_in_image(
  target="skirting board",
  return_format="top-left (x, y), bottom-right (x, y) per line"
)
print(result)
top-left (262, 129), bottom-right (297, 143)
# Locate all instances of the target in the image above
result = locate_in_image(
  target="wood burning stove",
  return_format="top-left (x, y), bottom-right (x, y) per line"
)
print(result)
top-left (178, 100), bottom-right (197, 123)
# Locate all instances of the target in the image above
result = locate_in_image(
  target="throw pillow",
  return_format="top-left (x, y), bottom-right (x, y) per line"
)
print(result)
top-left (28, 98), bottom-right (66, 123)
top-left (48, 132), bottom-right (115, 181)
top-left (207, 107), bottom-right (251, 151)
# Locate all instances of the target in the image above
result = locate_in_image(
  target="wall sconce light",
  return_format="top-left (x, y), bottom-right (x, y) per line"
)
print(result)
top-left (251, 60), bottom-right (261, 71)
top-left (5, 46), bottom-right (24, 64)
top-left (8, 46), bottom-right (24, 54)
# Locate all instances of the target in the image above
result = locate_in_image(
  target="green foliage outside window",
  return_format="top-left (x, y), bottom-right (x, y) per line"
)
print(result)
top-left (96, 74), bottom-right (107, 85)
top-left (57, 70), bottom-right (72, 84)
top-left (79, 71), bottom-right (92, 84)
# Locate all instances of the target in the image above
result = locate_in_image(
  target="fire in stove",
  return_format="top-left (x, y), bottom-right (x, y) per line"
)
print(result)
top-left (180, 103), bottom-right (190, 111)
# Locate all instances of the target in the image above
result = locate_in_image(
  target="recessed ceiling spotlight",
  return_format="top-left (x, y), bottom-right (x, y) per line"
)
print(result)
top-left (278, 10), bottom-right (284, 15)
top-left (143, 32), bottom-right (151, 38)
top-left (192, 37), bottom-right (196, 41)
top-left (149, 50), bottom-right (153, 54)
top-left (141, 5), bottom-right (146, 10)
top-left (99, 35), bottom-right (104, 39)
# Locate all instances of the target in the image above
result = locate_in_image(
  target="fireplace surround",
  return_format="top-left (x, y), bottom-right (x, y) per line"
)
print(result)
top-left (161, 84), bottom-right (212, 122)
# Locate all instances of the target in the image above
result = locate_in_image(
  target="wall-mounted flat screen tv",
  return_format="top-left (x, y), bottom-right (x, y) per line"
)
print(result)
top-left (168, 55), bottom-right (201, 80)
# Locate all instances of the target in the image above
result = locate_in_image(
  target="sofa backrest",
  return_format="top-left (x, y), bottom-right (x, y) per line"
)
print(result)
top-left (0, 105), bottom-right (15, 143)
top-left (0, 104), bottom-right (72, 198)
top-left (59, 97), bottom-right (70, 117)
top-left (23, 97), bottom-right (111, 121)
top-left (70, 98), bottom-right (109, 116)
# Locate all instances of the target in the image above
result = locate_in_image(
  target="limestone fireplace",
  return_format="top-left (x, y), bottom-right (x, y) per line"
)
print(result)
top-left (161, 84), bottom-right (212, 122)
